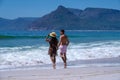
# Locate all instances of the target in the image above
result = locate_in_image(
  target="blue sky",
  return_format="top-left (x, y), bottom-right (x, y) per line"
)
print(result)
top-left (0, 0), bottom-right (120, 19)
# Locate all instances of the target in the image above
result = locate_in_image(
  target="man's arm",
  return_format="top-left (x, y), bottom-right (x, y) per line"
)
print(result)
top-left (58, 36), bottom-right (62, 47)
top-left (66, 36), bottom-right (69, 46)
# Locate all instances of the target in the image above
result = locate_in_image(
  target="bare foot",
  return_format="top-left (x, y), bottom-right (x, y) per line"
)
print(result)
top-left (53, 64), bottom-right (56, 69)
top-left (64, 63), bottom-right (67, 69)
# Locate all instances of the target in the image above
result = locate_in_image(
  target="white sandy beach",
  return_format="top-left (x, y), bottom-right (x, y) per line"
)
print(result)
top-left (0, 66), bottom-right (120, 80)
top-left (0, 57), bottom-right (120, 80)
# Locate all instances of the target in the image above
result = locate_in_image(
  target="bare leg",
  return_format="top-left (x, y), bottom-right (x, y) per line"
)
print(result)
top-left (53, 56), bottom-right (56, 69)
top-left (60, 53), bottom-right (67, 68)
top-left (50, 56), bottom-right (56, 69)
top-left (63, 54), bottom-right (67, 68)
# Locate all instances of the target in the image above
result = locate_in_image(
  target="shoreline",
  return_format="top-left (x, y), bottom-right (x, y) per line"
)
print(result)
top-left (0, 57), bottom-right (120, 71)
top-left (0, 57), bottom-right (120, 80)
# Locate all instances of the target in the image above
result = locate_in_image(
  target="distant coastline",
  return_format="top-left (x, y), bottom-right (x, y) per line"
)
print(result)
top-left (0, 5), bottom-right (120, 31)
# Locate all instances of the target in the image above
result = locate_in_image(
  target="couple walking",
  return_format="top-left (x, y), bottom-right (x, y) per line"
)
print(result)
top-left (46, 30), bottom-right (69, 69)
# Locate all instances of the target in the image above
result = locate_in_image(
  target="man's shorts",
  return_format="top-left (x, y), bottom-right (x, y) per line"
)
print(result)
top-left (59, 45), bottom-right (67, 54)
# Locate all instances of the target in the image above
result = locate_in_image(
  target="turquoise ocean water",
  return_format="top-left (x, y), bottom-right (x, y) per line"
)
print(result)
top-left (0, 30), bottom-right (120, 69)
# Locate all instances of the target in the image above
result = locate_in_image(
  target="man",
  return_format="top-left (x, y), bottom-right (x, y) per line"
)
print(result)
top-left (46, 32), bottom-right (58, 69)
top-left (58, 30), bottom-right (69, 68)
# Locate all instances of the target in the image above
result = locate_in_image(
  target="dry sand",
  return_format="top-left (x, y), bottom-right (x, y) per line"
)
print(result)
top-left (0, 66), bottom-right (120, 80)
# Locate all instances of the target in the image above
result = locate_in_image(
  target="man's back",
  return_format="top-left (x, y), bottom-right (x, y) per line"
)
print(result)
top-left (60, 34), bottom-right (69, 45)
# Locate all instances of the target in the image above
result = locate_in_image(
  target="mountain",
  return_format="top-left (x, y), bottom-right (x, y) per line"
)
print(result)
top-left (0, 17), bottom-right (38, 31)
top-left (30, 5), bottom-right (120, 30)
top-left (79, 8), bottom-right (120, 30)
top-left (29, 6), bottom-right (81, 30)
top-left (30, 5), bottom-right (81, 30)
top-left (0, 5), bottom-right (120, 31)
top-left (67, 8), bottom-right (83, 16)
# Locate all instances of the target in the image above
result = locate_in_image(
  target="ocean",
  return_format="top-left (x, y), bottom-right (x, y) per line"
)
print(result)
top-left (0, 30), bottom-right (120, 70)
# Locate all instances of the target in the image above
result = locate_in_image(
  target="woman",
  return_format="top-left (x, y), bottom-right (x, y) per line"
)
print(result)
top-left (46, 32), bottom-right (58, 69)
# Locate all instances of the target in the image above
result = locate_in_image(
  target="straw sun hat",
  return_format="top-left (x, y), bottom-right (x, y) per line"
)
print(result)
top-left (50, 32), bottom-right (56, 37)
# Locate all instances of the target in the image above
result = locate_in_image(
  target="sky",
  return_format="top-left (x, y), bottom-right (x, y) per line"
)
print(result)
top-left (0, 0), bottom-right (120, 19)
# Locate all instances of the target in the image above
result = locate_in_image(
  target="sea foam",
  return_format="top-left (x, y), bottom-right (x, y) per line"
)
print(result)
top-left (0, 40), bottom-right (120, 69)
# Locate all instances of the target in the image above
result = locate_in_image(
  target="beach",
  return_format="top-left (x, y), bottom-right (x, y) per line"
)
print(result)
top-left (0, 31), bottom-right (120, 80)
top-left (0, 57), bottom-right (120, 80)
top-left (0, 66), bottom-right (120, 80)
